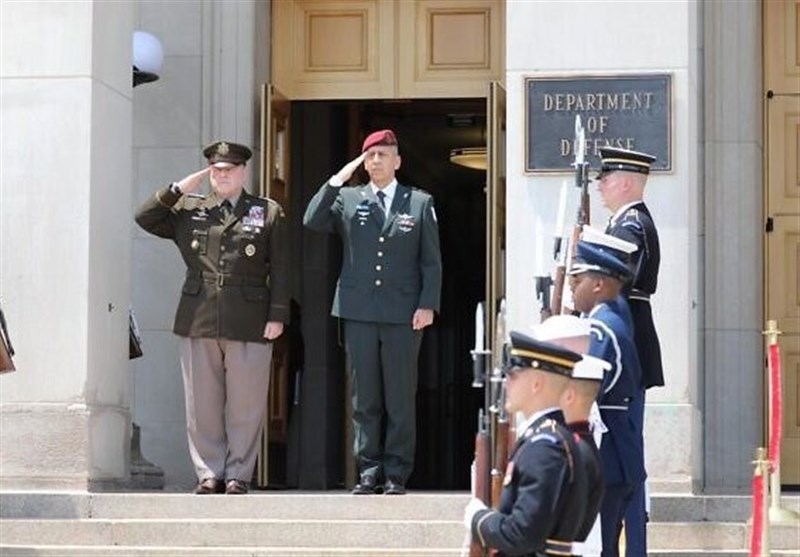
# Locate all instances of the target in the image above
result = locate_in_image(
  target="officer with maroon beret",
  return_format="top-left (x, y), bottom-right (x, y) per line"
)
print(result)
top-left (303, 129), bottom-right (442, 495)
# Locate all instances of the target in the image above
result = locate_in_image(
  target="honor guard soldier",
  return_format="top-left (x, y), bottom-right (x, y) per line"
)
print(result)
top-left (463, 331), bottom-right (590, 557)
top-left (596, 146), bottom-right (662, 556)
top-left (568, 228), bottom-right (645, 557)
top-left (531, 315), bottom-right (610, 557)
top-left (566, 355), bottom-right (611, 557)
top-left (135, 140), bottom-right (289, 495)
top-left (303, 129), bottom-right (442, 495)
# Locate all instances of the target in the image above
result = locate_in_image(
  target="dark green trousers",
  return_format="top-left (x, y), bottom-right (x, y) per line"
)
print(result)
top-left (344, 319), bottom-right (422, 482)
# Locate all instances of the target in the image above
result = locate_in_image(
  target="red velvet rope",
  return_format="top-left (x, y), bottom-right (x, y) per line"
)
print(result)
top-left (750, 472), bottom-right (765, 557)
top-left (768, 343), bottom-right (782, 472)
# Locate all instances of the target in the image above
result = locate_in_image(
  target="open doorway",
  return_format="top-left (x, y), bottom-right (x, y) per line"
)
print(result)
top-left (286, 98), bottom-right (489, 490)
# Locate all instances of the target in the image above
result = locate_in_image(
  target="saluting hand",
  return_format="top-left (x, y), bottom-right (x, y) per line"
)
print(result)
top-left (176, 167), bottom-right (212, 195)
top-left (412, 308), bottom-right (434, 331)
top-left (263, 321), bottom-right (284, 340)
top-left (333, 153), bottom-right (366, 184)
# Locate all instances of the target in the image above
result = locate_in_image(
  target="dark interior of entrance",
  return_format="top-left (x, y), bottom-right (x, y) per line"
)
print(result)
top-left (278, 98), bottom-right (488, 491)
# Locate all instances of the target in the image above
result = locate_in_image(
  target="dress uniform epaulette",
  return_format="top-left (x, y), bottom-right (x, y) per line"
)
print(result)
top-left (187, 193), bottom-right (206, 199)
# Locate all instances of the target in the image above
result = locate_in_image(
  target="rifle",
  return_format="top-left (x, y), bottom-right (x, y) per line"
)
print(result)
top-left (550, 115), bottom-right (591, 315)
top-left (469, 301), bottom-right (491, 557)
top-left (0, 304), bottom-right (16, 374)
top-left (491, 379), bottom-right (509, 507)
top-left (468, 301), bottom-right (510, 557)
top-left (535, 276), bottom-right (553, 321)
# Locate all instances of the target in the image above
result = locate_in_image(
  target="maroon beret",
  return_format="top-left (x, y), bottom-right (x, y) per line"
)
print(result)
top-left (361, 129), bottom-right (398, 152)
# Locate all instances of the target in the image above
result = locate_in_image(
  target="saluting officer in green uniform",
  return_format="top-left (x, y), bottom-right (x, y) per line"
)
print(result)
top-left (135, 141), bottom-right (289, 495)
top-left (304, 130), bottom-right (442, 495)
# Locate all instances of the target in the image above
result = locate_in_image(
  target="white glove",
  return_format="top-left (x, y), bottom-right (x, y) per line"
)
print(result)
top-left (463, 497), bottom-right (487, 530)
top-left (589, 402), bottom-right (607, 447)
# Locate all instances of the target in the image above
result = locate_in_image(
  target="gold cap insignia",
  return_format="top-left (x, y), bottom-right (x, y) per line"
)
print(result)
top-left (217, 142), bottom-right (230, 155)
top-left (245, 244), bottom-right (256, 257)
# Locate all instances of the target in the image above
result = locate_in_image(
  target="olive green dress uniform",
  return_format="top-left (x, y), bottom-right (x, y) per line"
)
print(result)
top-left (135, 177), bottom-right (289, 486)
top-left (303, 179), bottom-right (442, 485)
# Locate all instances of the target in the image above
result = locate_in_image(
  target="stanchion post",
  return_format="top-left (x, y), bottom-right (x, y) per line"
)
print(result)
top-left (749, 447), bottom-right (770, 557)
top-left (763, 319), bottom-right (800, 525)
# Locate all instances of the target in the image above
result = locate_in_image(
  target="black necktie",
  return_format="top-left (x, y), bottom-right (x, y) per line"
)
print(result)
top-left (377, 190), bottom-right (387, 210)
top-left (221, 200), bottom-right (233, 219)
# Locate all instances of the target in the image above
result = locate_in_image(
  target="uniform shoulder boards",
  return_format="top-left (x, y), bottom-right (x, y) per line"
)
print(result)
top-left (528, 432), bottom-right (559, 446)
top-left (187, 193), bottom-right (206, 199)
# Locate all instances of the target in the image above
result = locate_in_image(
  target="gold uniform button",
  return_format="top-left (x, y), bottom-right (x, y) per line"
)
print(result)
top-left (375, 265), bottom-right (382, 271)
top-left (220, 245), bottom-right (226, 251)
top-left (377, 251), bottom-right (384, 257)
top-left (375, 279), bottom-right (382, 286)
top-left (378, 236), bottom-right (385, 243)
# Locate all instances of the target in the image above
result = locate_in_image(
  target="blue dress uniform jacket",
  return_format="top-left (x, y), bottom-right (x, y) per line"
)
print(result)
top-left (303, 182), bottom-right (442, 321)
top-left (135, 186), bottom-right (290, 341)
top-left (471, 410), bottom-right (587, 557)
top-left (588, 298), bottom-right (646, 488)
top-left (606, 202), bottom-right (663, 389)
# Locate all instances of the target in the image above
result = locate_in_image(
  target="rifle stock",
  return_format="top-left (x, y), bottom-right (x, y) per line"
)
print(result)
top-left (491, 418), bottom-right (509, 506)
top-left (468, 305), bottom-right (509, 557)
top-left (470, 410), bottom-right (491, 557)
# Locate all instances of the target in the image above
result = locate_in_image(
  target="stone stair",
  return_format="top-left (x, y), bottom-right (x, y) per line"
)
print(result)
top-left (1, 491), bottom-right (798, 556)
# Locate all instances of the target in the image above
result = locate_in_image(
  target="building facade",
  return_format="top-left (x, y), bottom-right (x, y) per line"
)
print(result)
top-left (1, 0), bottom-right (797, 494)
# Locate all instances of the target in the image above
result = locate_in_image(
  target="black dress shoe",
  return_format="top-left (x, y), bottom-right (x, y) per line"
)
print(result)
top-left (384, 477), bottom-right (406, 495)
top-left (225, 479), bottom-right (249, 495)
top-left (351, 474), bottom-right (379, 495)
top-left (193, 478), bottom-right (224, 494)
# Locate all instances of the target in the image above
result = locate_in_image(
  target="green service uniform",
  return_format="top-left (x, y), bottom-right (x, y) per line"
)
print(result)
top-left (303, 180), bottom-right (442, 483)
top-left (135, 185), bottom-right (289, 483)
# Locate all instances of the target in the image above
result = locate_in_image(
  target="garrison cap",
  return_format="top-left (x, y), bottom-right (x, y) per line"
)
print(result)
top-left (597, 146), bottom-right (656, 178)
top-left (203, 140), bottom-right (252, 168)
top-left (362, 129), bottom-right (398, 153)
top-left (569, 226), bottom-right (637, 281)
top-left (572, 355), bottom-right (611, 382)
top-left (507, 330), bottom-right (582, 378)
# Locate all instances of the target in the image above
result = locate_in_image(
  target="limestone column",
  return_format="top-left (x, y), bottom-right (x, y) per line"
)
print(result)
top-left (0, 0), bottom-right (135, 490)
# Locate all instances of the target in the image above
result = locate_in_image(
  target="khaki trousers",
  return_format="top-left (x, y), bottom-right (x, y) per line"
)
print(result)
top-left (178, 336), bottom-right (272, 483)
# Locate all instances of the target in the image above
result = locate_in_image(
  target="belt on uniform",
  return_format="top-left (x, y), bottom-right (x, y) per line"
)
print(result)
top-left (542, 538), bottom-right (573, 556)
top-left (192, 271), bottom-right (267, 287)
top-left (599, 403), bottom-right (630, 411)
top-left (630, 289), bottom-right (651, 302)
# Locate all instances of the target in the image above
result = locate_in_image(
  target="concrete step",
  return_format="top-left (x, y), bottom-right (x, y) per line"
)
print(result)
top-left (0, 518), bottom-right (463, 548)
top-left (1, 519), bottom-right (798, 552)
top-left (1, 491), bottom-right (798, 555)
top-left (2, 548), bottom-right (800, 557)
top-left (3, 491), bottom-right (797, 522)
top-left (0, 491), bottom-right (468, 521)
top-left (0, 548), bottom-right (466, 557)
